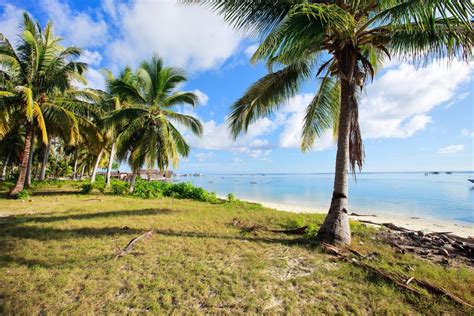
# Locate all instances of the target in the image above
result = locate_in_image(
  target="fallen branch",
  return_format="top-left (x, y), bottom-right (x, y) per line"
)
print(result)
top-left (115, 230), bottom-right (153, 259)
top-left (320, 243), bottom-right (473, 308)
top-left (412, 279), bottom-right (474, 308)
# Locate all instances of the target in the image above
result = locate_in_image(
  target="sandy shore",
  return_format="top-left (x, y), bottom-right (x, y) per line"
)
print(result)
top-left (230, 197), bottom-right (473, 238)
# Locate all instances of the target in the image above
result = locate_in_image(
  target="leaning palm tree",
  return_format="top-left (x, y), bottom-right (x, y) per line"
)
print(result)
top-left (0, 13), bottom-right (87, 196)
top-left (106, 56), bottom-right (203, 192)
top-left (186, 0), bottom-right (473, 245)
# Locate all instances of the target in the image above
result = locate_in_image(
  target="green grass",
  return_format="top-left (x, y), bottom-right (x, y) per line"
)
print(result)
top-left (0, 183), bottom-right (472, 314)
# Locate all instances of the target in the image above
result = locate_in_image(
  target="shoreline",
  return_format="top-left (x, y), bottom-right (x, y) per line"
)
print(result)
top-left (229, 196), bottom-right (473, 238)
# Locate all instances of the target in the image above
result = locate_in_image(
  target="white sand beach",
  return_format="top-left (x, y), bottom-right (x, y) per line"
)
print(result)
top-left (233, 197), bottom-right (474, 238)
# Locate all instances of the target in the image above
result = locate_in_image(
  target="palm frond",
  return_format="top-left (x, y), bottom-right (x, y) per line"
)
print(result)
top-left (163, 91), bottom-right (199, 108)
top-left (164, 110), bottom-right (203, 136)
top-left (301, 75), bottom-right (340, 152)
top-left (228, 61), bottom-right (312, 138)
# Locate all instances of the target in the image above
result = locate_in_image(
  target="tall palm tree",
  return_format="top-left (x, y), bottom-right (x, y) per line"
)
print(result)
top-left (186, 0), bottom-right (473, 245)
top-left (106, 56), bottom-right (203, 192)
top-left (101, 70), bottom-right (126, 186)
top-left (0, 13), bottom-right (87, 196)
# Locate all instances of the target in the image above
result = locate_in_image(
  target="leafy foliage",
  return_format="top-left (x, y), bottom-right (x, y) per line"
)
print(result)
top-left (110, 180), bottom-right (130, 195)
top-left (106, 55), bottom-right (203, 174)
top-left (132, 180), bottom-right (218, 202)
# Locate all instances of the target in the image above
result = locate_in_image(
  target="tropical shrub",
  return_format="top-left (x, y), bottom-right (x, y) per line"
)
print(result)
top-left (131, 180), bottom-right (218, 202)
top-left (80, 182), bottom-right (93, 194)
top-left (110, 180), bottom-right (130, 196)
top-left (227, 193), bottom-right (236, 202)
top-left (16, 189), bottom-right (30, 200)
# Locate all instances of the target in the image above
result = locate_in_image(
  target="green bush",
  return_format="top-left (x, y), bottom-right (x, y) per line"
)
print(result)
top-left (227, 193), bottom-right (236, 202)
top-left (80, 182), bottom-right (93, 194)
top-left (16, 189), bottom-right (30, 200)
top-left (130, 179), bottom-right (218, 202)
top-left (110, 180), bottom-right (129, 195)
top-left (94, 176), bottom-right (106, 193)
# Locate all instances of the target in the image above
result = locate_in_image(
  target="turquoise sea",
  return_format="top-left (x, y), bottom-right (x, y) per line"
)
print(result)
top-left (178, 172), bottom-right (474, 224)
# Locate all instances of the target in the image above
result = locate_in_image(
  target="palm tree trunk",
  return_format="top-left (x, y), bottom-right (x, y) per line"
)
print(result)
top-left (39, 136), bottom-right (51, 181)
top-left (129, 171), bottom-right (137, 193)
top-left (106, 142), bottom-right (116, 186)
top-left (79, 164), bottom-right (86, 180)
top-left (10, 123), bottom-right (34, 197)
top-left (316, 77), bottom-right (353, 246)
top-left (1, 151), bottom-right (10, 180)
top-left (25, 127), bottom-right (36, 187)
top-left (72, 152), bottom-right (78, 180)
top-left (90, 148), bottom-right (104, 183)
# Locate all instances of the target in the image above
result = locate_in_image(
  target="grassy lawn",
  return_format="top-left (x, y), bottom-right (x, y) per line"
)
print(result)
top-left (0, 183), bottom-right (472, 314)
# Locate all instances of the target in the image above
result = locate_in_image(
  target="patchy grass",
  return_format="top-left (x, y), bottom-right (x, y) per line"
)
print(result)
top-left (0, 183), bottom-right (472, 314)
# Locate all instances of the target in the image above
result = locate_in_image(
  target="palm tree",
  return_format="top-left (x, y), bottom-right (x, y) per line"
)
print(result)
top-left (101, 71), bottom-right (126, 186)
top-left (106, 56), bottom-right (203, 192)
top-left (0, 13), bottom-right (87, 196)
top-left (186, 0), bottom-right (473, 245)
top-left (37, 88), bottom-right (100, 181)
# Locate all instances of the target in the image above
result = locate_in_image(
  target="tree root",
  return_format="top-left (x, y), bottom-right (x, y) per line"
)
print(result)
top-left (114, 230), bottom-right (153, 260)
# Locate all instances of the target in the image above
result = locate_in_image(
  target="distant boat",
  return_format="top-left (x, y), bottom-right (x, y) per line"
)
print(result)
top-left (468, 179), bottom-right (474, 184)
top-left (250, 181), bottom-right (257, 184)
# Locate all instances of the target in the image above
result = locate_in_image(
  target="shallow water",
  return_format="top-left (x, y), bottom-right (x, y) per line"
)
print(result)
top-left (178, 173), bottom-right (474, 224)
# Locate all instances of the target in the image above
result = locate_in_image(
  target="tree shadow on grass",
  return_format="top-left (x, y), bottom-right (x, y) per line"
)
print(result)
top-left (0, 208), bottom-right (176, 226)
top-left (30, 190), bottom-right (82, 197)
top-left (0, 225), bottom-right (146, 241)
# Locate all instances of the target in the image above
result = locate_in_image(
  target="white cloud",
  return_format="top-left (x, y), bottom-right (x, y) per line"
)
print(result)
top-left (107, 0), bottom-right (242, 72)
top-left (0, 4), bottom-right (23, 42)
top-left (84, 68), bottom-right (106, 91)
top-left (40, 0), bottom-right (108, 48)
top-left (438, 144), bottom-right (464, 154)
top-left (192, 89), bottom-right (209, 106)
top-left (183, 116), bottom-right (276, 159)
top-left (361, 60), bottom-right (474, 138)
top-left (249, 139), bottom-right (269, 147)
top-left (461, 129), bottom-right (474, 138)
top-left (78, 50), bottom-right (103, 66)
top-left (195, 152), bottom-right (214, 162)
top-left (244, 44), bottom-right (259, 58)
top-left (277, 94), bottom-right (335, 151)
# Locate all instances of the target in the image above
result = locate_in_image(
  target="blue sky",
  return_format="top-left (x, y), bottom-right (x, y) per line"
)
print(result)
top-left (1, 0), bottom-right (473, 173)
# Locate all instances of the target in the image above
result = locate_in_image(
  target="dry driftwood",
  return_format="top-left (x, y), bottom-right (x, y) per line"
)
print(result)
top-left (115, 230), bottom-right (153, 259)
top-left (320, 243), bottom-right (473, 308)
top-left (350, 212), bottom-right (377, 217)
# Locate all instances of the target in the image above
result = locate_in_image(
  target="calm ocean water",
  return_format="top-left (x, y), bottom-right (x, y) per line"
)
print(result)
top-left (178, 173), bottom-right (474, 224)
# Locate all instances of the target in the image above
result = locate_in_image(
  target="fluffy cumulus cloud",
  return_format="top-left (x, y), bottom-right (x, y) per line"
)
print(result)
top-left (438, 144), bottom-right (464, 154)
top-left (180, 113), bottom-right (276, 160)
top-left (192, 89), bottom-right (209, 106)
top-left (84, 68), bottom-right (106, 91)
top-left (0, 4), bottom-right (23, 42)
top-left (244, 44), bottom-right (259, 58)
top-left (105, 0), bottom-right (242, 72)
top-left (78, 50), bottom-right (103, 66)
top-left (39, 0), bottom-right (108, 48)
top-left (277, 94), bottom-right (335, 151)
top-left (361, 60), bottom-right (474, 138)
